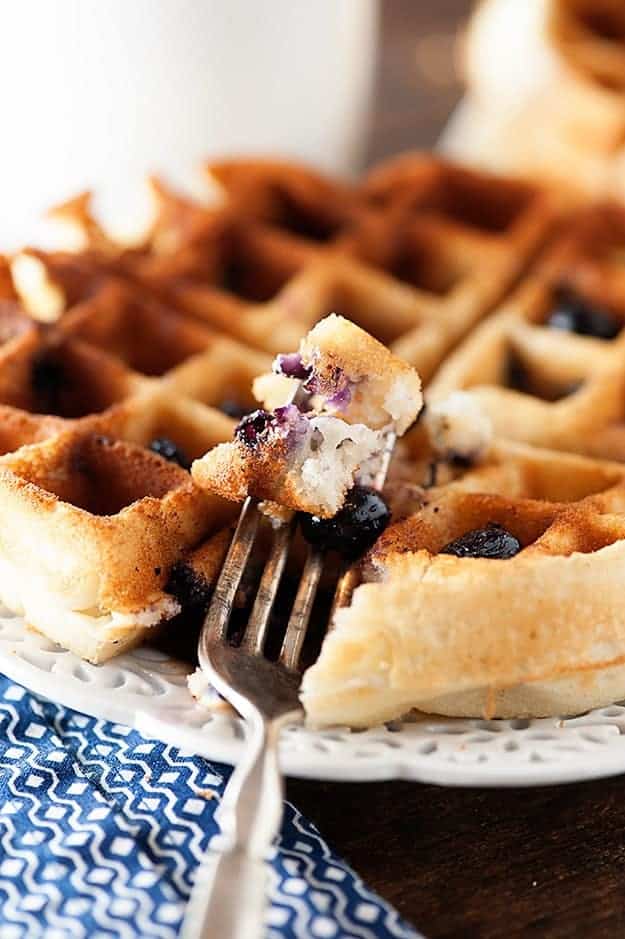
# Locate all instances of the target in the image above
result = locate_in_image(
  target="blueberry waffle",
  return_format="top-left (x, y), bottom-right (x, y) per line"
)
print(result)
top-left (10, 155), bottom-right (559, 382)
top-left (0, 278), bottom-right (273, 662)
top-left (458, 0), bottom-right (625, 200)
top-left (429, 203), bottom-right (625, 459)
top-left (3, 151), bottom-right (624, 731)
top-left (191, 315), bottom-right (422, 517)
top-left (5, 153), bottom-right (557, 670)
top-left (302, 441), bottom-right (625, 726)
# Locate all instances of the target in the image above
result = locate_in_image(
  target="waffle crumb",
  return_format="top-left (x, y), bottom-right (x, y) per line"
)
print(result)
top-left (425, 391), bottom-right (493, 464)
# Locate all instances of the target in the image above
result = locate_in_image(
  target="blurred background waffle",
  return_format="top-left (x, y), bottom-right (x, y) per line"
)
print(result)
top-left (8, 156), bottom-right (560, 383)
top-left (429, 201), bottom-right (625, 459)
top-left (446, 0), bottom-right (625, 201)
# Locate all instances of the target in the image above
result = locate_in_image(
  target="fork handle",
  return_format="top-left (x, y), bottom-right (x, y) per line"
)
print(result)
top-left (180, 708), bottom-right (302, 939)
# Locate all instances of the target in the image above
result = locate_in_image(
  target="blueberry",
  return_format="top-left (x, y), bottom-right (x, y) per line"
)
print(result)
top-left (275, 352), bottom-right (312, 380)
top-left (546, 290), bottom-right (620, 340)
top-left (166, 562), bottom-right (212, 610)
top-left (440, 523), bottom-right (521, 559)
top-left (218, 398), bottom-right (250, 419)
top-left (148, 437), bottom-right (191, 470)
top-left (299, 485), bottom-right (391, 560)
top-left (235, 409), bottom-right (276, 448)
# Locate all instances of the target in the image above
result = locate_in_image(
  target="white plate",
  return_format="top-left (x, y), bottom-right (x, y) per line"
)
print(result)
top-left (3, 608), bottom-right (625, 786)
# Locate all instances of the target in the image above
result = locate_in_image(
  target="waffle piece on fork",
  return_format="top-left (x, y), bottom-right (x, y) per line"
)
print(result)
top-left (180, 362), bottom-right (399, 939)
top-left (190, 314), bottom-right (423, 517)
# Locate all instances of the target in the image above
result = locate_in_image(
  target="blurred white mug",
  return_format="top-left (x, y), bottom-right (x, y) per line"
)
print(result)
top-left (0, 0), bottom-right (378, 248)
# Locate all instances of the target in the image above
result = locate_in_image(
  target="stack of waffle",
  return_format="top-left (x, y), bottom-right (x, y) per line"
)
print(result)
top-left (449, 0), bottom-right (625, 200)
top-left (6, 152), bottom-right (625, 726)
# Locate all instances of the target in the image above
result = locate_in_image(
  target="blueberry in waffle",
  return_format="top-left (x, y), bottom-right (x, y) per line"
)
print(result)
top-left (190, 314), bottom-right (422, 517)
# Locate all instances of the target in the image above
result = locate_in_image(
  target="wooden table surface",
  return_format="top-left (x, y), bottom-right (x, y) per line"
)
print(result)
top-left (290, 3), bottom-right (625, 937)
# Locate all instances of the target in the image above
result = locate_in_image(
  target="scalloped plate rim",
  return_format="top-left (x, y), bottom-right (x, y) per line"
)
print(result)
top-left (3, 612), bottom-right (625, 785)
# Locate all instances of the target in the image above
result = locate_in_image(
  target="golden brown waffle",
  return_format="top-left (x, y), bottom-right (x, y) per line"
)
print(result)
top-left (10, 155), bottom-right (560, 382)
top-left (0, 151), bottom-right (616, 716)
top-left (0, 276), bottom-right (275, 662)
top-left (302, 440), bottom-right (625, 726)
top-left (429, 203), bottom-right (625, 459)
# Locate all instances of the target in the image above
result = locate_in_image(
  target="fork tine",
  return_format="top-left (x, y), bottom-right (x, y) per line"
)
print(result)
top-left (328, 564), bottom-right (358, 617)
top-left (279, 547), bottom-right (324, 669)
top-left (329, 430), bottom-right (398, 622)
top-left (279, 431), bottom-right (398, 668)
top-left (201, 496), bottom-right (260, 647)
top-left (373, 431), bottom-right (397, 489)
top-left (241, 516), bottom-right (296, 654)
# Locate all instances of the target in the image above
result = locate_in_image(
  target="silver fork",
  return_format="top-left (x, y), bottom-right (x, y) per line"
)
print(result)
top-left (181, 425), bottom-right (396, 939)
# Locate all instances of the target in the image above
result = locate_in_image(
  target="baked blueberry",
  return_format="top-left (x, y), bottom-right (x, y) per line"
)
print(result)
top-left (546, 290), bottom-right (620, 340)
top-left (234, 409), bottom-right (277, 448)
top-left (166, 562), bottom-right (212, 611)
top-left (274, 352), bottom-right (312, 380)
top-left (148, 437), bottom-right (191, 470)
top-left (299, 485), bottom-right (391, 559)
top-left (441, 523), bottom-right (521, 559)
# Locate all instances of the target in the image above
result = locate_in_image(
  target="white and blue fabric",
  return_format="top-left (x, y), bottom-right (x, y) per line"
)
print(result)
top-left (0, 675), bottom-right (420, 939)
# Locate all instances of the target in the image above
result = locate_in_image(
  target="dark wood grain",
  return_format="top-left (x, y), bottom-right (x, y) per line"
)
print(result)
top-left (287, 774), bottom-right (625, 938)
top-left (290, 3), bottom-right (625, 938)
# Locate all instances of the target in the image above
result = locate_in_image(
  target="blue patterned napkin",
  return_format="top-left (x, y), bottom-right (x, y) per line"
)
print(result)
top-left (0, 674), bottom-right (420, 939)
